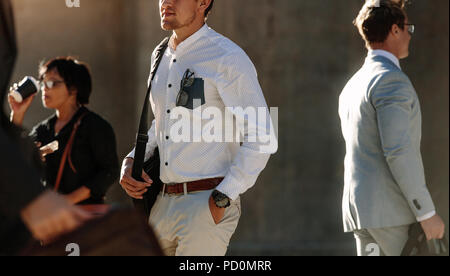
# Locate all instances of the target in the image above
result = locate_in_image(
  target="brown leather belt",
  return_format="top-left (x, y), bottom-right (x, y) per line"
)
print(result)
top-left (161, 177), bottom-right (224, 195)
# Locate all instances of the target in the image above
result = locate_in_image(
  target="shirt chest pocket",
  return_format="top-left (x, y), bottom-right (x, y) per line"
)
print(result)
top-left (178, 77), bottom-right (205, 110)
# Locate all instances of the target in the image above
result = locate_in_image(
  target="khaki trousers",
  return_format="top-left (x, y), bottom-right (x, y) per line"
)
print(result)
top-left (353, 224), bottom-right (411, 256)
top-left (149, 189), bottom-right (241, 256)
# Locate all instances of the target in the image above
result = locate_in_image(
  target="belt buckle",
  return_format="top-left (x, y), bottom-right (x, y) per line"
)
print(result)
top-left (164, 182), bottom-right (188, 196)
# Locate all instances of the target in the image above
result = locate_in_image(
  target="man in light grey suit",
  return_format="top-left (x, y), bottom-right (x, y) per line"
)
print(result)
top-left (339, 0), bottom-right (445, 256)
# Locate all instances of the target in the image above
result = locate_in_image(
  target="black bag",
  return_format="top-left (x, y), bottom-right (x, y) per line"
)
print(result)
top-left (401, 223), bottom-right (449, 256)
top-left (131, 37), bottom-right (169, 218)
top-left (132, 147), bottom-right (163, 217)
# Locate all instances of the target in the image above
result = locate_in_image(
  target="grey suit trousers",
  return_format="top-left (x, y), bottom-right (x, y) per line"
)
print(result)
top-left (353, 225), bottom-right (411, 256)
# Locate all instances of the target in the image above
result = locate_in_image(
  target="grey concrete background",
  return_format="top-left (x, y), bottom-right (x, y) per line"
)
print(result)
top-left (5, 0), bottom-right (448, 255)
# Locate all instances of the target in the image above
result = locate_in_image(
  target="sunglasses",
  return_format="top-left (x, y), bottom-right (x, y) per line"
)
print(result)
top-left (40, 80), bottom-right (65, 90)
top-left (405, 23), bottom-right (415, 35)
top-left (176, 69), bottom-right (195, 107)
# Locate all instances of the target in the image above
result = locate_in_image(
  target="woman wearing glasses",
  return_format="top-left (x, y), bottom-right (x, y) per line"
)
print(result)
top-left (8, 57), bottom-right (119, 205)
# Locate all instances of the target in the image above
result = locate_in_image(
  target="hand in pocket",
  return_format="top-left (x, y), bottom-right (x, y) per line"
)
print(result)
top-left (208, 195), bottom-right (225, 225)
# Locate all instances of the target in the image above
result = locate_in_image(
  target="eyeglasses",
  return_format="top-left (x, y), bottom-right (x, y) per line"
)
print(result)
top-left (176, 69), bottom-right (195, 107)
top-left (40, 80), bottom-right (65, 90)
top-left (405, 23), bottom-right (415, 35)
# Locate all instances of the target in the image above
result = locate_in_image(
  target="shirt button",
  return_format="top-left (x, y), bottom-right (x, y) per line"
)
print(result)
top-left (168, 84), bottom-right (172, 88)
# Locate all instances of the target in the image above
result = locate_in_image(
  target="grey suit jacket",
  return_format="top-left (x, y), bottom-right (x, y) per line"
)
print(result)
top-left (339, 55), bottom-right (435, 232)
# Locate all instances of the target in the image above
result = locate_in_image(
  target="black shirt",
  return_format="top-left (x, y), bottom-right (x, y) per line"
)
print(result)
top-left (29, 107), bottom-right (119, 204)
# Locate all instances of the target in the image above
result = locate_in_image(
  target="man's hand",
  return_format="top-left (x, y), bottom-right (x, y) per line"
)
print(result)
top-left (20, 190), bottom-right (92, 243)
top-left (420, 214), bottom-right (446, 241)
top-left (119, 158), bottom-right (153, 199)
top-left (208, 195), bottom-right (225, 225)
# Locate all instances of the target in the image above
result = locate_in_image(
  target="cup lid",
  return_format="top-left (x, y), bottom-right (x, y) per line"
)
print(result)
top-left (10, 90), bottom-right (23, 103)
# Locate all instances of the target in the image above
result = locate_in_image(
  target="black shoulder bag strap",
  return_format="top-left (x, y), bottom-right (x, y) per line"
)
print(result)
top-left (132, 37), bottom-right (169, 215)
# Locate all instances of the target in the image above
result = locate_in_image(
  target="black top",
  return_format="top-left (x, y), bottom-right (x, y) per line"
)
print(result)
top-left (29, 107), bottom-right (119, 205)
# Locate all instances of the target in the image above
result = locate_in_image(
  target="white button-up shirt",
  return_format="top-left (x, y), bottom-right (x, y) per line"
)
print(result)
top-left (128, 24), bottom-right (278, 200)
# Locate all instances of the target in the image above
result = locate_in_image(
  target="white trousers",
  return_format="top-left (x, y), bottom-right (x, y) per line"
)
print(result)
top-left (149, 189), bottom-right (241, 256)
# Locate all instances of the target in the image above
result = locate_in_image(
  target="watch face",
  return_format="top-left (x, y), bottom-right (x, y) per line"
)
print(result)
top-left (213, 190), bottom-right (230, 208)
top-left (216, 197), bottom-right (230, 208)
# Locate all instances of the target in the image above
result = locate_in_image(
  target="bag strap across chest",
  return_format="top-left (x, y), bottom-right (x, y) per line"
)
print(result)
top-left (54, 111), bottom-right (88, 192)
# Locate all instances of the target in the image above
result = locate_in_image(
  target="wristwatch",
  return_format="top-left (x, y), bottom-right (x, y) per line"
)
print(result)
top-left (212, 190), bottom-right (231, 208)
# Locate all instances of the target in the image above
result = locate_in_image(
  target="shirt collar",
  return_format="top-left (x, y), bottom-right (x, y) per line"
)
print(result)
top-left (367, 49), bottom-right (401, 69)
top-left (169, 23), bottom-right (209, 55)
top-left (49, 106), bottom-right (88, 135)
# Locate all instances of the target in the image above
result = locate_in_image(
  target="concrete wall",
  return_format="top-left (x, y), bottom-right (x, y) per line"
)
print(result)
top-left (6, 0), bottom-right (448, 255)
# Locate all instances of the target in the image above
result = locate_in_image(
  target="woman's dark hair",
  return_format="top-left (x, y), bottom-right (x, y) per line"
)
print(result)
top-left (354, 0), bottom-right (407, 48)
top-left (205, 0), bottom-right (214, 18)
top-left (39, 57), bottom-right (92, 105)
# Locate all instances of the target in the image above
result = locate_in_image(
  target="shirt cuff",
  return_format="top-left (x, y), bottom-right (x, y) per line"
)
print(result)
top-left (126, 149), bottom-right (136, 160)
top-left (417, 210), bottom-right (436, 222)
top-left (215, 175), bottom-right (241, 201)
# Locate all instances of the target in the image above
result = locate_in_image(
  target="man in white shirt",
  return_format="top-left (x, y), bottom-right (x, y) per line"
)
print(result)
top-left (120, 0), bottom-right (277, 256)
top-left (339, 0), bottom-right (445, 256)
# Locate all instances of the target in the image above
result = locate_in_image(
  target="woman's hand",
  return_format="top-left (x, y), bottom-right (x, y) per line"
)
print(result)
top-left (8, 86), bottom-right (36, 126)
top-left (35, 141), bottom-right (59, 162)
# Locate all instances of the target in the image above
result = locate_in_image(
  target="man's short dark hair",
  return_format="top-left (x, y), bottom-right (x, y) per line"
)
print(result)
top-left (354, 0), bottom-right (407, 47)
top-left (205, 0), bottom-right (214, 18)
top-left (39, 57), bottom-right (92, 105)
